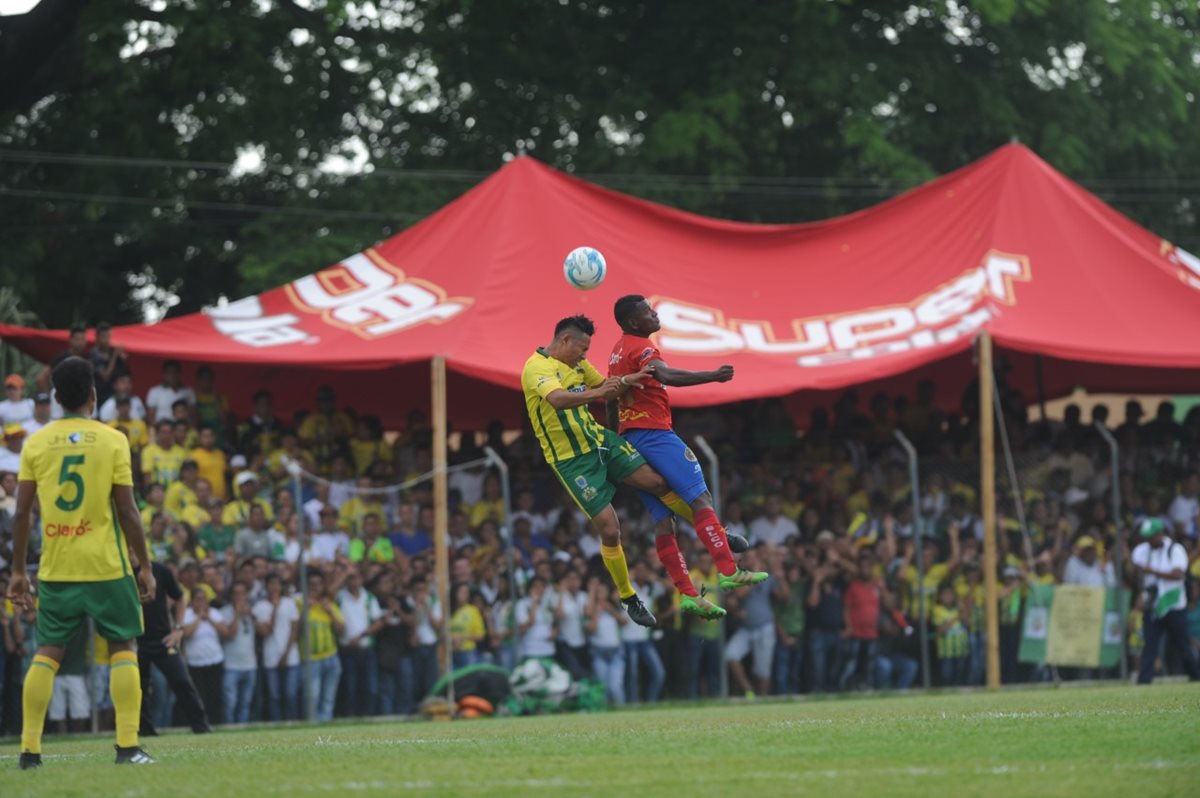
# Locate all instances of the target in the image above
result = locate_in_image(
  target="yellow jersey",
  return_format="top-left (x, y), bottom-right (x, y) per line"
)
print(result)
top-left (222, 497), bottom-right (274, 527)
top-left (303, 598), bottom-right (344, 661)
top-left (19, 417), bottom-right (133, 582)
top-left (142, 442), bottom-right (187, 486)
top-left (164, 480), bottom-right (198, 519)
top-left (109, 418), bottom-right (149, 453)
top-left (190, 446), bottom-right (228, 499)
top-left (520, 348), bottom-right (606, 464)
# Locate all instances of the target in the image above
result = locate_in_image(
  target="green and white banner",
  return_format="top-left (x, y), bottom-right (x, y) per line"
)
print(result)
top-left (1018, 585), bottom-right (1129, 668)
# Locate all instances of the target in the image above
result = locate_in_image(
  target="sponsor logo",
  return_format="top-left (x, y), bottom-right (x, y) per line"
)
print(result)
top-left (649, 251), bottom-right (1030, 368)
top-left (574, 475), bottom-right (598, 502)
top-left (50, 431), bottom-right (96, 446)
top-left (45, 519), bottom-right (93, 538)
top-left (1160, 240), bottom-right (1200, 291)
top-left (207, 249), bottom-right (472, 347)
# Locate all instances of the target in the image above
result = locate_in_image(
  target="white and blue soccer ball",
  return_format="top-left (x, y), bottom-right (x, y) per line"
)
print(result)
top-left (562, 246), bottom-right (607, 291)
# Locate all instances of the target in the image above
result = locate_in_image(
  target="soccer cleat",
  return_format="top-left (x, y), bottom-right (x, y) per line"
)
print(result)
top-left (114, 746), bottom-right (156, 765)
top-left (19, 752), bottom-right (42, 770)
top-left (622, 595), bottom-right (657, 627)
top-left (727, 532), bottom-right (750, 554)
top-left (718, 568), bottom-right (769, 590)
top-left (680, 593), bottom-right (726, 621)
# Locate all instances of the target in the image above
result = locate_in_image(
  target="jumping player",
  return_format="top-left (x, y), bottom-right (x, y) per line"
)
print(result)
top-left (522, 315), bottom-right (678, 627)
top-left (608, 295), bottom-right (767, 620)
top-left (9, 357), bottom-right (157, 768)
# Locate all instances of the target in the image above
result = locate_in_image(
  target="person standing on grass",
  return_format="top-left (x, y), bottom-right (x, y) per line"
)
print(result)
top-left (933, 584), bottom-right (969, 686)
top-left (304, 569), bottom-right (345, 721)
top-left (1131, 518), bottom-right (1200, 683)
top-left (138, 559), bottom-right (212, 736)
top-left (8, 356), bottom-right (157, 768)
top-left (182, 589), bottom-right (227, 725)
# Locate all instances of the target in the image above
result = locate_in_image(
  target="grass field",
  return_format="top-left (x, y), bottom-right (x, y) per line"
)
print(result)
top-left (2, 684), bottom-right (1198, 797)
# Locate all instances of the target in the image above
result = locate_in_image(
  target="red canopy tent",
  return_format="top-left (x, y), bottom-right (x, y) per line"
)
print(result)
top-left (3, 142), bottom-right (1200, 427)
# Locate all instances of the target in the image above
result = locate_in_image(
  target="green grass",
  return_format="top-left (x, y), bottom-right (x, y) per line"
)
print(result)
top-left (3, 685), bottom-right (1198, 797)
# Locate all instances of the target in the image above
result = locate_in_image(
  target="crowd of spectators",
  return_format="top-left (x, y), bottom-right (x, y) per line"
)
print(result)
top-left (2, 329), bottom-right (1200, 731)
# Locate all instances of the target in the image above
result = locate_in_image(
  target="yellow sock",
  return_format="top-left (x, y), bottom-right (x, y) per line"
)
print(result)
top-left (601, 543), bottom-right (636, 599)
top-left (661, 491), bottom-right (694, 522)
top-left (21, 654), bottom-right (59, 754)
top-left (109, 650), bottom-right (142, 748)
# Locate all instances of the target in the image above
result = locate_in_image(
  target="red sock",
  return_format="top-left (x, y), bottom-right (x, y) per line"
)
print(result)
top-left (694, 507), bottom-right (737, 576)
top-left (655, 534), bottom-right (699, 597)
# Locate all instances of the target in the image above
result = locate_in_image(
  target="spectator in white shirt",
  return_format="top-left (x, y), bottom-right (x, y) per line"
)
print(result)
top-left (749, 493), bottom-right (800, 547)
top-left (553, 570), bottom-right (589, 678)
top-left (182, 590), bottom-right (227, 724)
top-left (219, 582), bottom-right (259, 724)
top-left (146, 359), bottom-right (196, 425)
top-left (586, 577), bottom-right (627, 706)
top-left (0, 374), bottom-right (34, 432)
top-left (515, 577), bottom-right (557, 659)
top-left (338, 569), bottom-right (385, 716)
top-left (98, 374), bottom-right (147, 422)
top-left (312, 506), bottom-right (350, 562)
top-left (1060, 536), bottom-right (1116, 588)
top-left (1167, 472), bottom-right (1199, 538)
top-left (253, 574), bottom-right (301, 720)
top-left (1130, 518), bottom-right (1200, 684)
top-left (22, 393), bottom-right (53, 436)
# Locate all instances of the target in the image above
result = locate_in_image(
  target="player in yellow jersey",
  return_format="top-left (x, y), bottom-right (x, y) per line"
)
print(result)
top-left (8, 357), bottom-right (157, 769)
top-left (522, 315), bottom-right (672, 627)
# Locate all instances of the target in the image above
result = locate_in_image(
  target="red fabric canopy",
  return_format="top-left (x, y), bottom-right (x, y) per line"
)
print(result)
top-left (5, 143), bottom-right (1200, 427)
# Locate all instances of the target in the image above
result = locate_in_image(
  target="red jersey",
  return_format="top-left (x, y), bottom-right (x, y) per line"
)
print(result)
top-left (608, 334), bottom-right (673, 433)
top-left (844, 579), bottom-right (881, 640)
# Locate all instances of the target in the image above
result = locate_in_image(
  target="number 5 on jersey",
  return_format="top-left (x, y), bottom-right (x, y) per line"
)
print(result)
top-left (57, 455), bottom-right (86, 512)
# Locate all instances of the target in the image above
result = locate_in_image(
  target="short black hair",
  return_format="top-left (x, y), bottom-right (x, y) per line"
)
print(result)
top-left (69, 324), bottom-right (87, 337)
top-left (163, 359), bottom-right (181, 371)
top-left (613, 294), bottom-right (645, 328)
top-left (554, 315), bottom-right (595, 338)
top-left (51, 356), bottom-right (94, 411)
top-left (96, 321), bottom-right (112, 333)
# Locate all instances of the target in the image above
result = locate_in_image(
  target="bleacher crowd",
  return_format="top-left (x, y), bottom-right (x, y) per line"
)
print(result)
top-left (2, 327), bottom-right (1199, 731)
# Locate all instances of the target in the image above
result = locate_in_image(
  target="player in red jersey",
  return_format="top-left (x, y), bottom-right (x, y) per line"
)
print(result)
top-left (608, 295), bottom-right (767, 620)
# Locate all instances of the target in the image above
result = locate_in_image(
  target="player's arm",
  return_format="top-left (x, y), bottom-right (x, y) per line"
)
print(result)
top-left (5, 480), bottom-right (39, 609)
top-left (114, 484), bottom-right (156, 602)
top-left (649, 358), bottom-right (734, 388)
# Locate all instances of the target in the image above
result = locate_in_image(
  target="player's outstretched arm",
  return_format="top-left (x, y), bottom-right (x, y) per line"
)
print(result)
top-left (649, 359), bottom-right (734, 388)
top-left (114, 484), bottom-right (156, 602)
top-left (544, 379), bottom-right (622, 410)
top-left (5, 480), bottom-right (39, 609)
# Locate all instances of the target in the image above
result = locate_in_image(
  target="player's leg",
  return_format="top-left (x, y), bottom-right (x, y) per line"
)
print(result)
top-left (624, 429), bottom-right (762, 585)
top-left (549, 449), bottom-right (655, 626)
top-left (91, 576), bottom-right (155, 763)
top-left (19, 578), bottom-right (80, 768)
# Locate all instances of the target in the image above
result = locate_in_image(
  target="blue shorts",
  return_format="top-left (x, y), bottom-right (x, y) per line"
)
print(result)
top-left (623, 428), bottom-right (709, 522)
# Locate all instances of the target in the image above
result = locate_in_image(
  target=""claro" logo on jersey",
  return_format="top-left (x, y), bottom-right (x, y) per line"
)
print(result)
top-left (45, 519), bottom-right (93, 538)
top-left (206, 249), bottom-right (473, 347)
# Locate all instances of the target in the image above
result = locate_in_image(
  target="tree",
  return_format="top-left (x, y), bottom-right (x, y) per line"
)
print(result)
top-left (2, 0), bottom-right (1196, 327)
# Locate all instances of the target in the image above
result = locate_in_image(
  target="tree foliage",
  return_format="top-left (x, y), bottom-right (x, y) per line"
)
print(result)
top-left (1, 0), bottom-right (1196, 327)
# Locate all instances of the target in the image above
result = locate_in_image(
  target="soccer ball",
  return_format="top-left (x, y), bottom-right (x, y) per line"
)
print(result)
top-left (562, 246), bottom-right (607, 290)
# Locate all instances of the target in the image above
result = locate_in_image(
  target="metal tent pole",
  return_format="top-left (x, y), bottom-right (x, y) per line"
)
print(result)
top-left (894, 429), bottom-right (930, 690)
top-left (694, 435), bottom-right (728, 699)
top-left (1095, 422), bottom-right (1127, 681)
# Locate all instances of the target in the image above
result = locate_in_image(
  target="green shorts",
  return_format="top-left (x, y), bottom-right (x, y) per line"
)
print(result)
top-left (551, 427), bottom-right (647, 519)
top-left (37, 577), bottom-right (144, 645)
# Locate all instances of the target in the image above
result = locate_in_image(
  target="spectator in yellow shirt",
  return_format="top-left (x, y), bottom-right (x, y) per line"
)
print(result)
top-left (349, 416), bottom-right (391, 477)
top-left (191, 425), bottom-right (228, 500)
top-left (223, 471), bottom-right (274, 527)
top-left (303, 569), bottom-right (345, 721)
top-left (338, 476), bottom-right (385, 538)
top-left (898, 527), bottom-right (961, 622)
top-left (297, 385), bottom-right (353, 475)
top-left (143, 419), bottom-right (188, 486)
top-left (109, 395), bottom-right (149, 454)
top-left (164, 460), bottom-right (200, 519)
top-left (178, 478), bottom-right (214, 529)
top-left (468, 472), bottom-right (506, 529)
top-left (449, 582), bottom-right (486, 669)
top-left (140, 482), bottom-right (167, 530)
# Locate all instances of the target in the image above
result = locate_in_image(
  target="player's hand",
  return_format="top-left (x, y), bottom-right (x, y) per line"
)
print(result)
top-left (162, 629), bottom-right (184, 649)
top-left (137, 569), bottom-right (157, 603)
top-left (598, 378), bottom-right (624, 400)
top-left (7, 573), bottom-right (33, 611)
top-left (622, 366), bottom-right (654, 387)
top-left (713, 365), bottom-right (734, 382)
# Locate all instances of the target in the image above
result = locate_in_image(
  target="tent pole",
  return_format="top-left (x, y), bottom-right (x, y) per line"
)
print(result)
top-left (980, 332), bottom-right (1001, 690)
top-left (432, 355), bottom-right (452, 688)
top-left (1034, 355), bottom-right (1047, 422)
